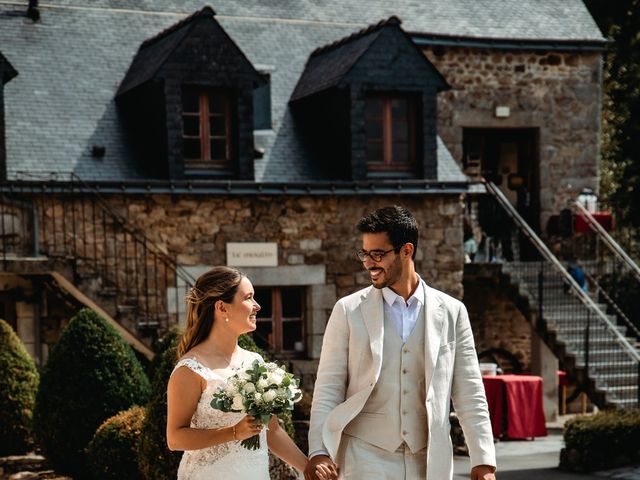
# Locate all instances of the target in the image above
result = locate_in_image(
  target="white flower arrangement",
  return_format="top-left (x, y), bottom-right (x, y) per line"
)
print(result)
top-left (211, 359), bottom-right (303, 449)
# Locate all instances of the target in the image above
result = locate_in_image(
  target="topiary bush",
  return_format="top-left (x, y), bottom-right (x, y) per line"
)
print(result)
top-left (33, 308), bottom-right (151, 479)
top-left (137, 328), bottom-right (182, 480)
top-left (0, 319), bottom-right (39, 455)
top-left (560, 408), bottom-right (640, 472)
top-left (86, 406), bottom-right (146, 480)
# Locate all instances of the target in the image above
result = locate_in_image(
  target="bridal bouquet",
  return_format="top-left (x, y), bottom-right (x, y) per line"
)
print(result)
top-left (211, 359), bottom-right (303, 450)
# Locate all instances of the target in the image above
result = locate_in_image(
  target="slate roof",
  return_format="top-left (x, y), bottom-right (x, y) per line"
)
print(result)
top-left (0, 0), bottom-right (604, 184)
top-left (290, 16), bottom-right (450, 102)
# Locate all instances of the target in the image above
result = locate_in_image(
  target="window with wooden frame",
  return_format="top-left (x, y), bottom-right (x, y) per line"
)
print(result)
top-left (365, 94), bottom-right (418, 171)
top-left (252, 287), bottom-right (305, 357)
top-left (181, 88), bottom-right (233, 169)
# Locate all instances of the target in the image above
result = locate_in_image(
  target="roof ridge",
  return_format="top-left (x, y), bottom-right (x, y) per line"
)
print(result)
top-left (310, 15), bottom-right (401, 57)
top-left (139, 5), bottom-right (216, 50)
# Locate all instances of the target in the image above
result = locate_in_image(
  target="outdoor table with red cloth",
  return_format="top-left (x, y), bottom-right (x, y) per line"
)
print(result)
top-left (574, 211), bottom-right (614, 233)
top-left (482, 374), bottom-right (548, 439)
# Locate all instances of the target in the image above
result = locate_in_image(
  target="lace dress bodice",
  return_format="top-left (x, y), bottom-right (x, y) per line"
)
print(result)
top-left (172, 352), bottom-right (269, 480)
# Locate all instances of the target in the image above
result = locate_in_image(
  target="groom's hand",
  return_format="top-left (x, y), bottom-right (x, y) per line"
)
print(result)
top-left (304, 454), bottom-right (338, 480)
top-left (471, 464), bottom-right (496, 480)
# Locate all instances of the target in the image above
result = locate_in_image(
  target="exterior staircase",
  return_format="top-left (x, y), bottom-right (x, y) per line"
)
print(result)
top-left (484, 181), bottom-right (640, 409)
top-left (0, 173), bottom-right (195, 354)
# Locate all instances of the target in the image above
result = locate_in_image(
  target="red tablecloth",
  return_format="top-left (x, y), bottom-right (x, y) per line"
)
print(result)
top-left (482, 375), bottom-right (548, 439)
top-left (575, 212), bottom-right (614, 233)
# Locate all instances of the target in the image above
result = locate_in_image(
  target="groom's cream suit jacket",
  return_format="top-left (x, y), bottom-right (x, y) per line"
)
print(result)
top-left (308, 280), bottom-right (496, 479)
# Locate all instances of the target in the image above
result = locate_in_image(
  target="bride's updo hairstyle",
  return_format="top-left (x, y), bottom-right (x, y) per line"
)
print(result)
top-left (177, 266), bottom-right (244, 359)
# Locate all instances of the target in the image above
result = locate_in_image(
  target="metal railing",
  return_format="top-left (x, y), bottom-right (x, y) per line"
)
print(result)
top-left (0, 173), bottom-right (195, 344)
top-left (572, 201), bottom-right (640, 340)
top-left (484, 181), bottom-right (640, 408)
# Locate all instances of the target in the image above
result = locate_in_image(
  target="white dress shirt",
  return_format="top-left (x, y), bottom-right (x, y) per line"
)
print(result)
top-left (381, 280), bottom-right (424, 343)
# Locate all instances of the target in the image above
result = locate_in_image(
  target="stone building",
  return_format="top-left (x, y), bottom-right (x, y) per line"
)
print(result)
top-left (0, 1), bottom-right (610, 413)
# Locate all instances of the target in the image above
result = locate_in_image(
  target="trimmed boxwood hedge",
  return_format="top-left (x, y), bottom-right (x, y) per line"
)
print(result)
top-left (33, 308), bottom-right (151, 479)
top-left (137, 328), bottom-right (182, 480)
top-left (86, 406), bottom-right (146, 480)
top-left (0, 319), bottom-right (39, 455)
top-left (560, 408), bottom-right (640, 472)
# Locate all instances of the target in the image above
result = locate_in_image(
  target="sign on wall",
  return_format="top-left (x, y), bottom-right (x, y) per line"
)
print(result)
top-left (226, 242), bottom-right (278, 267)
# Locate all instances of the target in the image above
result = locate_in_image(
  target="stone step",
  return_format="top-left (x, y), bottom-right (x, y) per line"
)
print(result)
top-left (594, 372), bottom-right (639, 387)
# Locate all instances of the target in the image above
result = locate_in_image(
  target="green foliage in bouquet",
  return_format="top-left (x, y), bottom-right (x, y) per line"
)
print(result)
top-left (86, 406), bottom-right (146, 480)
top-left (560, 408), bottom-right (640, 472)
top-left (0, 319), bottom-right (39, 455)
top-left (137, 328), bottom-right (182, 480)
top-left (33, 308), bottom-right (150, 478)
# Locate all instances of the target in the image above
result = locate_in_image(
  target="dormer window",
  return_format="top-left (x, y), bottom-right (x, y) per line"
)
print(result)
top-left (365, 94), bottom-right (417, 171)
top-left (182, 88), bottom-right (233, 170)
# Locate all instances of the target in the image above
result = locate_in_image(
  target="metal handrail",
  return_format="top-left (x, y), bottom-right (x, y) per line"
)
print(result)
top-left (484, 180), bottom-right (640, 363)
top-left (584, 269), bottom-right (640, 339)
top-left (68, 173), bottom-right (196, 286)
top-left (573, 200), bottom-right (640, 283)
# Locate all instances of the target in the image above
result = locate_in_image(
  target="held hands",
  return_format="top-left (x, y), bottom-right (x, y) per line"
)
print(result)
top-left (231, 415), bottom-right (263, 441)
top-left (471, 464), bottom-right (496, 480)
top-left (304, 454), bottom-right (338, 480)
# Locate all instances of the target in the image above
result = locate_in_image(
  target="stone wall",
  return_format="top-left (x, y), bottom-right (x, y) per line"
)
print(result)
top-left (463, 264), bottom-right (532, 371)
top-left (424, 46), bottom-right (602, 228)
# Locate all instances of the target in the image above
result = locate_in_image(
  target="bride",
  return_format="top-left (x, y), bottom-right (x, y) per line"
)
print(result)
top-left (167, 266), bottom-right (328, 479)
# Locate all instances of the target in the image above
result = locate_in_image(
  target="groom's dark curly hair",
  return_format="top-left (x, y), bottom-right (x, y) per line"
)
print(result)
top-left (357, 205), bottom-right (419, 260)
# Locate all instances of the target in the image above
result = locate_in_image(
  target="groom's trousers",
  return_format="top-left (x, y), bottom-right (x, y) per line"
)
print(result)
top-left (336, 434), bottom-right (427, 479)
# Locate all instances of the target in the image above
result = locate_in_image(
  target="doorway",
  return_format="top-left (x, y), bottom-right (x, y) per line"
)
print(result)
top-left (464, 128), bottom-right (540, 259)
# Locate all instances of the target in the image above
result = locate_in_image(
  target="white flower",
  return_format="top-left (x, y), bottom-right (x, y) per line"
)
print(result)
top-left (244, 382), bottom-right (256, 394)
top-left (269, 372), bottom-right (284, 385)
top-left (262, 390), bottom-right (277, 402)
top-left (254, 392), bottom-right (263, 403)
top-left (239, 371), bottom-right (252, 381)
top-left (225, 383), bottom-right (238, 395)
top-left (232, 394), bottom-right (245, 412)
top-left (257, 377), bottom-right (269, 390)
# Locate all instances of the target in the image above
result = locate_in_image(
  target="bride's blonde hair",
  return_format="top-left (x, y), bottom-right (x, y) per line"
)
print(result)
top-left (176, 266), bottom-right (244, 359)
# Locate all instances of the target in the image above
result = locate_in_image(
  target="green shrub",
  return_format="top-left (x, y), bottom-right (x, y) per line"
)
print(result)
top-left (560, 409), bottom-right (640, 472)
top-left (137, 329), bottom-right (182, 480)
top-left (0, 319), bottom-right (39, 455)
top-left (86, 406), bottom-right (146, 480)
top-left (33, 308), bottom-right (151, 479)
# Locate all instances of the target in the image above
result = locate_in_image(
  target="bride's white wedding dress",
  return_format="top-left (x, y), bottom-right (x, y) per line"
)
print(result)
top-left (172, 351), bottom-right (269, 480)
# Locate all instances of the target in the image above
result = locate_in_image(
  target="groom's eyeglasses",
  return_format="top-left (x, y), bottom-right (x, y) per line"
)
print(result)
top-left (355, 248), bottom-right (396, 262)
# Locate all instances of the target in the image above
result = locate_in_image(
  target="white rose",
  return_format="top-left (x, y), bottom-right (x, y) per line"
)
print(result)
top-left (262, 390), bottom-right (277, 402)
top-left (225, 383), bottom-right (237, 395)
top-left (244, 382), bottom-right (256, 394)
top-left (269, 373), bottom-right (284, 385)
top-left (231, 394), bottom-right (245, 411)
top-left (257, 378), bottom-right (269, 390)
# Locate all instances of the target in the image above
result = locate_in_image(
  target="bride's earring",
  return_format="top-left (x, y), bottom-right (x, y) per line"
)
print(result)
top-left (225, 317), bottom-right (229, 323)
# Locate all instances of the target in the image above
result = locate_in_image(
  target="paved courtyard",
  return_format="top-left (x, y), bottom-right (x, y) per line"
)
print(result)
top-left (453, 431), bottom-right (640, 480)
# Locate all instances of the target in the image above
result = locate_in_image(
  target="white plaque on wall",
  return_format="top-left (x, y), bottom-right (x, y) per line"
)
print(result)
top-left (226, 242), bottom-right (278, 267)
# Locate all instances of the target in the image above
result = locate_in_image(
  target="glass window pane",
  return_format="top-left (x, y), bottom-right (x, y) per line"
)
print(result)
top-left (281, 288), bottom-right (303, 318)
top-left (182, 91), bottom-right (199, 113)
top-left (183, 139), bottom-right (201, 159)
top-left (365, 98), bottom-right (383, 118)
top-left (254, 288), bottom-right (272, 318)
top-left (367, 141), bottom-right (383, 163)
top-left (210, 116), bottom-right (226, 137)
top-left (365, 120), bottom-right (383, 140)
top-left (210, 140), bottom-right (227, 161)
top-left (209, 93), bottom-right (225, 114)
top-left (392, 143), bottom-right (410, 164)
top-left (392, 98), bottom-right (407, 117)
top-left (392, 120), bottom-right (409, 142)
top-left (282, 321), bottom-right (303, 351)
top-left (254, 320), bottom-right (273, 352)
top-left (183, 116), bottom-right (200, 136)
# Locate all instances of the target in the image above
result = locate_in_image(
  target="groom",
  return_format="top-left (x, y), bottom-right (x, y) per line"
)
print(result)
top-left (305, 206), bottom-right (496, 480)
